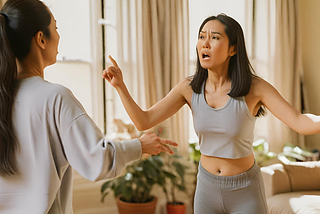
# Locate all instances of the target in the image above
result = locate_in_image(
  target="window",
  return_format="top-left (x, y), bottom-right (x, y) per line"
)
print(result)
top-left (103, 0), bottom-right (144, 138)
top-left (102, 0), bottom-right (254, 141)
top-left (42, 0), bottom-right (105, 131)
top-left (44, 0), bottom-right (256, 143)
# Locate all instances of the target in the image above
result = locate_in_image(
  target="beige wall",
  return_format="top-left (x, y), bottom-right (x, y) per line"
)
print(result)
top-left (299, 0), bottom-right (320, 150)
top-left (44, 62), bottom-right (93, 117)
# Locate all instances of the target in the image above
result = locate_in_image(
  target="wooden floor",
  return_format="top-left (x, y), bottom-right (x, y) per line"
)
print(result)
top-left (72, 168), bottom-right (196, 214)
top-left (73, 169), bottom-right (118, 214)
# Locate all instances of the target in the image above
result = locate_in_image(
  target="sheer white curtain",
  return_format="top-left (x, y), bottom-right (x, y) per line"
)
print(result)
top-left (252, 0), bottom-right (305, 153)
top-left (104, 0), bottom-right (145, 136)
top-left (141, 0), bottom-right (190, 155)
top-left (106, 0), bottom-right (190, 155)
top-left (271, 0), bottom-right (305, 151)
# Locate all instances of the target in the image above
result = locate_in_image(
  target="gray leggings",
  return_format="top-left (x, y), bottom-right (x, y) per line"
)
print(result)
top-left (194, 161), bottom-right (269, 214)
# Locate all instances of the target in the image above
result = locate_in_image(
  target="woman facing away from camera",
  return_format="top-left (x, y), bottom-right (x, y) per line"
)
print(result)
top-left (0, 0), bottom-right (177, 213)
top-left (103, 14), bottom-right (320, 214)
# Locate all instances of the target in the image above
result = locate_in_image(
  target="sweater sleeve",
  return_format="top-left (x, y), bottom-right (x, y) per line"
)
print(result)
top-left (56, 87), bottom-right (142, 181)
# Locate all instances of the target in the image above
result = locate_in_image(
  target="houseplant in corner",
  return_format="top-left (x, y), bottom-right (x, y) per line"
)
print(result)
top-left (161, 150), bottom-right (190, 214)
top-left (151, 126), bottom-right (193, 214)
top-left (100, 155), bottom-right (167, 214)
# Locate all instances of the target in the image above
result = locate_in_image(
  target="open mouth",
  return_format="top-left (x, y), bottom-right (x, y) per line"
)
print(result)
top-left (202, 54), bottom-right (210, 59)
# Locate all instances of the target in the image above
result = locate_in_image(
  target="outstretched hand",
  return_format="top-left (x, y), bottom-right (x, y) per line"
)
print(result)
top-left (138, 133), bottom-right (178, 155)
top-left (102, 55), bottom-right (124, 88)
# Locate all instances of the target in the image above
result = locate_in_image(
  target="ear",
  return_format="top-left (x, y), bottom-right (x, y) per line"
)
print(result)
top-left (34, 31), bottom-right (46, 50)
top-left (229, 45), bottom-right (237, 57)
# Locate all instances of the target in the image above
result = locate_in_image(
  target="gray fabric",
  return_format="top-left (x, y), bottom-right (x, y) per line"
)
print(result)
top-left (194, 161), bottom-right (269, 214)
top-left (191, 83), bottom-right (256, 159)
top-left (0, 76), bottom-right (142, 214)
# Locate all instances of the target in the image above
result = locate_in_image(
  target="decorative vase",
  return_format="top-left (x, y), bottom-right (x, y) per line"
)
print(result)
top-left (116, 197), bottom-right (157, 214)
top-left (166, 202), bottom-right (186, 214)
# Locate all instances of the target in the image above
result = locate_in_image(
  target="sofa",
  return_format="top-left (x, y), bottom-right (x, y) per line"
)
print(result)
top-left (261, 161), bottom-right (320, 214)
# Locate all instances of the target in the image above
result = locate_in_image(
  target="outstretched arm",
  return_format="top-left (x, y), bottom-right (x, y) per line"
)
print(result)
top-left (102, 55), bottom-right (188, 131)
top-left (58, 88), bottom-right (177, 182)
top-left (258, 79), bottom-right (320, 135)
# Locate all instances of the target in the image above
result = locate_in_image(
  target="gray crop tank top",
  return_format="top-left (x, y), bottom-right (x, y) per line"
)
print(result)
top-left (191, 83), bottom-right (256, 159)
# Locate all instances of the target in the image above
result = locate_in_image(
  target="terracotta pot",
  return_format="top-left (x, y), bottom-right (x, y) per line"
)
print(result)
top-left (116, 197), bottom-right (157, 214)
top-left (166, 202), bottom-right (186, 214)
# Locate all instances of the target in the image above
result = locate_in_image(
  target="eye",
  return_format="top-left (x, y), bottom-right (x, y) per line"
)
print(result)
top-left (212, 36), bottom-right (218, 40)
top-left (199, 35), bottom-right (204, 39)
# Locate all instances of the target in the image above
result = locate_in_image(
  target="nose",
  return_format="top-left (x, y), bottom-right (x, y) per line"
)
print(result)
top-left (203, 37), bottom-right (210, 49)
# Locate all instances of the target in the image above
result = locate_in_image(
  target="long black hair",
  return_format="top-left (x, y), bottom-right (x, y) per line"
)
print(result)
top-left (190, 14), bottom-right (265, 117)
top-left (0, 0), bottom-right (51, 176)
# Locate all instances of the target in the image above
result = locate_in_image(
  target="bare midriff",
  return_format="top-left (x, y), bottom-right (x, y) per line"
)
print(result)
top-left (200, 152), bottom-right (255, 176)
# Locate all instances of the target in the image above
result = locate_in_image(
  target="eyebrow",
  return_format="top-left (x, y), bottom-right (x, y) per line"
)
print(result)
top-left (200, 31), bottom-right (223, 36)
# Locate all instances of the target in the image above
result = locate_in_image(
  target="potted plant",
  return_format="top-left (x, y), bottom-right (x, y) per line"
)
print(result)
top-left (100, 155), bottom-right (167, 214)
top-left (188, 142), bottom-right (201, 212)
top-left (149, 126), bottom-right (194, 214)
top-left (160, 151), bottom-right (191, 214)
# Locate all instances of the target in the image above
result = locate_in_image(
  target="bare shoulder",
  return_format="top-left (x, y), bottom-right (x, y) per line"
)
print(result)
top-left (251, 76), bottom-right (274, 94)
top-left (250, 76), bottom-right (279, 103)
top-left (173, 78), bottom-right (191, 91)
top-left (251, 76), bottom-right (267, 87)
top-left (174, 78), bottom-right (193, 104)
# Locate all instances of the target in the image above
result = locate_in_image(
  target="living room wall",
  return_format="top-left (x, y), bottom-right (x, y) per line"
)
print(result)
top-left (298, 0), bottom-right (320, 151)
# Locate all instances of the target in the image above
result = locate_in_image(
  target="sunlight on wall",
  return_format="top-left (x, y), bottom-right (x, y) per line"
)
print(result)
top-left (44, 62), bottom-right (93, 118)
top-left (43, 0), bottom-right (92, 62)
top-left (42, 0), bottom-right (97, 123)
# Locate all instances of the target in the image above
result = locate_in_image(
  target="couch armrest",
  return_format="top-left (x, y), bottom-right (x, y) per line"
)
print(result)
top-left (261, 163), bottom-right (291, 198)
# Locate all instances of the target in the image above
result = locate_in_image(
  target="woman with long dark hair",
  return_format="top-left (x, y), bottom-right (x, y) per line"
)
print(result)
top-left (104, 14), bottom-right (320, 213)
top-left (0, 0), bottom-right (176, 213)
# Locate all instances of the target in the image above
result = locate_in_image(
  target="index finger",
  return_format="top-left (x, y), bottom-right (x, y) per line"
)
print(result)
top-left (159, 138), bottom-right (178, 147)
top-left (108, 55), bottom-right (119, 68)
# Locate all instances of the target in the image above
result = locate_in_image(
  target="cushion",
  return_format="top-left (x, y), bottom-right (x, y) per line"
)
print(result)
top-left (283, 161), bottom-right (320, 191)
top-left (268, 191), bottom-right (320, 214)
top-left (261, 163), bottom-right (291, 197)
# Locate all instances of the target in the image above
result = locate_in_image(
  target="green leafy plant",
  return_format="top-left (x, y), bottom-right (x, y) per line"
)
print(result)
top-left (153, 127), bottom-right (192, 205)
top-left (101, 126), bottom-right (192, 206)
top-left (189, 142), bottom-right (201, 165)
top-left (100, 155), bottom-right (166, 203)
top-left (253, 140), bottom-right (319, 165)
top-left (161, 151), bottom-right (190, 205)
top-left (278, 142), bottom-right (319, 162)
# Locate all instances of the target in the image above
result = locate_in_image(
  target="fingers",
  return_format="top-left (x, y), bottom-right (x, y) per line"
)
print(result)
top-left (141, 133), bottom-right (160, 142)
top-left (160, 144), bottom-right (173, 154)
top-left (102, 70), bottom-right (114, 82)
top-left (156, 138), bottom-right (176, 154)
top-left (158, 138), bottom-right (178, 147)
top-left (108, 55), bottom-right (119, 68)
top-left (139, 133), bottom-right (177, 156)
top-left (102, 64), bottom-right (119, 80)
top-left (102, 56), bottom-right (120, 81)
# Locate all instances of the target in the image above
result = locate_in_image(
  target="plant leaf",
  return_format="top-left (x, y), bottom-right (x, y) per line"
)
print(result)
top-left (101, 180), bottom-right (113, 193)
top-left (101, 190), bottom-right (111, 202)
